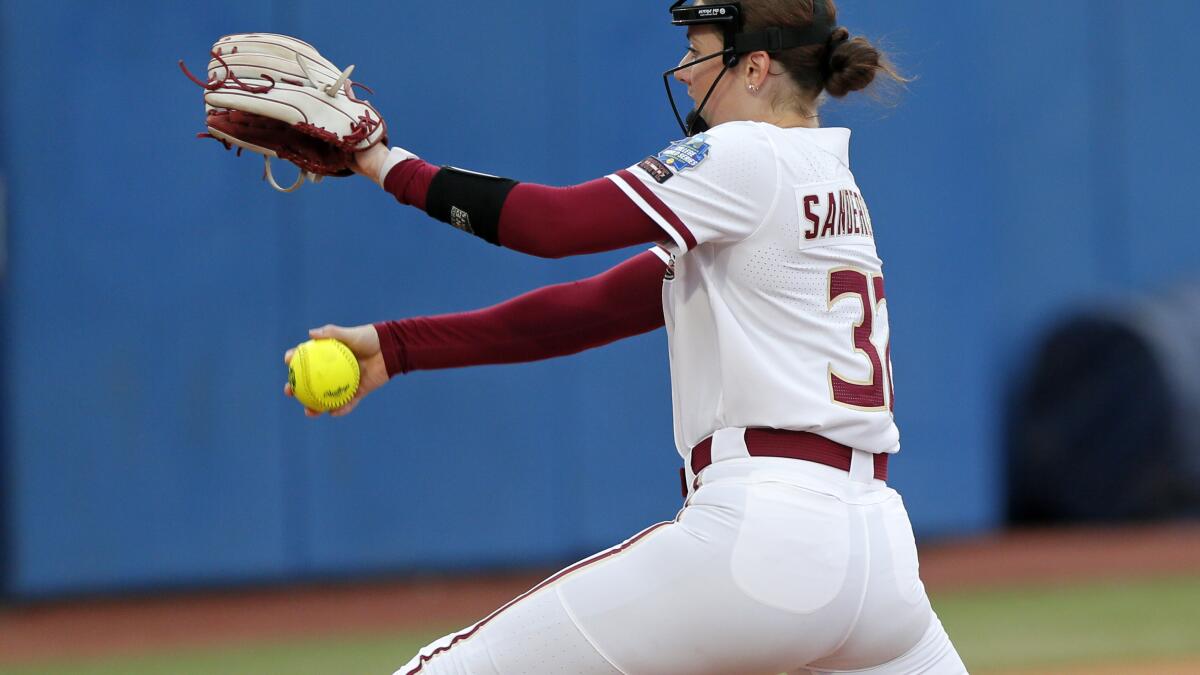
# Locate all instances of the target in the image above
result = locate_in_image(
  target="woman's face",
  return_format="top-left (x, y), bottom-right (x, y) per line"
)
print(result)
top-left (672, 26), bottom-right (734, 126)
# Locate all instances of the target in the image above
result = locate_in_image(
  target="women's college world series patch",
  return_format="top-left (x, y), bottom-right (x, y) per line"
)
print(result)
top-left (656, 134), bottom-right (712, 172)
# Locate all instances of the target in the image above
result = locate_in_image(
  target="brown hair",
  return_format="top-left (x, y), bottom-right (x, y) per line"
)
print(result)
top-left (735, 0), bottom-right (906, 103)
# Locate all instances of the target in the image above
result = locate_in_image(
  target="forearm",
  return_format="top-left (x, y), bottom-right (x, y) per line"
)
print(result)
top-left (366, 148), bottom-right (666, 258)
top-left (373, 251), bottom-right (667, 375)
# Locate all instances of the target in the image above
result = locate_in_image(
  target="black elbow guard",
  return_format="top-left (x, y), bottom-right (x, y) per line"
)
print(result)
top-left (424, 167), bottom-right (520, 245)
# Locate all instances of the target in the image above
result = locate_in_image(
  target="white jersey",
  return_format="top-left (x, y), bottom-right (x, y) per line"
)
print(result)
top-left (607, 121), bottom-right (899, 461)
top-left (398, 122), bottom-right (970, 675)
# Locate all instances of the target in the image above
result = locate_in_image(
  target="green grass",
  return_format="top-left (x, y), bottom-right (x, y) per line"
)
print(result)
top-left (934, 575), bottom-right (1200, 672)
top-left (0, 629), bottom-right (448, 675)
top-left (2, 576), bottom-right (1198, 674)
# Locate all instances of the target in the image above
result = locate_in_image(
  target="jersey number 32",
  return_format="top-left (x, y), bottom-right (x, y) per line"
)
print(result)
top-left (828, 268), bottom-right (894, 412)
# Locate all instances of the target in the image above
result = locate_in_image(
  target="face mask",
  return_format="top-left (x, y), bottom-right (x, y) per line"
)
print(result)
top-left (662, 47), bottom-right (732, 137)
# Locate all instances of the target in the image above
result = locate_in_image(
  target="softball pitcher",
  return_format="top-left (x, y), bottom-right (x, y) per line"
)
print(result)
top-left (285, 1), bottom-right (967, 672)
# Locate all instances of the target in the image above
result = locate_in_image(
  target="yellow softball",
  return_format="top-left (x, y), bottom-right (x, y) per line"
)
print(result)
top-left (288, 338), bottom-right (360, 412)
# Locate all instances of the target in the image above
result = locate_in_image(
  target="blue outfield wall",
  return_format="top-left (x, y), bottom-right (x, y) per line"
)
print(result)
top-left (1, 1), bottom-right (1197, 597)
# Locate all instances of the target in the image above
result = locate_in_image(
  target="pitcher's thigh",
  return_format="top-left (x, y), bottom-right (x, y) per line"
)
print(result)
top-left (393, 581), bottom-right (621, 675)
top-left (391, 520), bottom-right (681, 675)
top-left (557, 499), bottom-right (853, 674)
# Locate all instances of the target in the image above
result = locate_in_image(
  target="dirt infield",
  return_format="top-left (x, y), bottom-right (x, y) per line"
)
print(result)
top-left (913, 521), bottom-right (1200, 592)
top-left (1, 521), bottom-right (1198, 665)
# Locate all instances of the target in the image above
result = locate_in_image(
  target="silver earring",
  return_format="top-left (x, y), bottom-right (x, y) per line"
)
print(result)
top-left (747, 83), bottom-right (759, 93)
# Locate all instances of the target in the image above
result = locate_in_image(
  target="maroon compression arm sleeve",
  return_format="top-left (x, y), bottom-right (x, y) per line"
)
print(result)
top-left (497, 181), bottom-right (664, 257)
top-left (374, 250), bottom-right (668, 376)
top-left (383, 158), bottom-right (665, 258)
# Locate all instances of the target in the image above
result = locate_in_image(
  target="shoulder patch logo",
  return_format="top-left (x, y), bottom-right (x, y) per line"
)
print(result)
top-left (637, 156), bottom-right (673, 184)
top-left (656, 134), bottom-right (711, 172)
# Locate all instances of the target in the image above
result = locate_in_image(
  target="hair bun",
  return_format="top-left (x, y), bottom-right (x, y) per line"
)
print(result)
top-left (826, 27), bottom-right (851, 54)
top-left (824, 27), bottom-right (884, 98)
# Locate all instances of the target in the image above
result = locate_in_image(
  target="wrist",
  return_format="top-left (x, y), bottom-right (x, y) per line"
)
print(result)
top-left (373, 321), bottom-right (409, 376)
top-left (375, 146), bottom-right (419, 186)
top-left (354, 145), bottom-right (414, 187)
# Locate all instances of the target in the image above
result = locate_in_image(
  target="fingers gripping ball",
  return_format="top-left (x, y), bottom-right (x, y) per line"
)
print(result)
top-left (288, 339), bottom-right (360, 412)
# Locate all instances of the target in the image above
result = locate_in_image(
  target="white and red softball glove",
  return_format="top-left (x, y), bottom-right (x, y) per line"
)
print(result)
top-left (180, 33), bottom-right (387, 192)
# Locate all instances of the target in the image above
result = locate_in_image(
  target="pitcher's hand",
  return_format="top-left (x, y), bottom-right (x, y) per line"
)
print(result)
top-left (284, 324), bottom-right (389, 417)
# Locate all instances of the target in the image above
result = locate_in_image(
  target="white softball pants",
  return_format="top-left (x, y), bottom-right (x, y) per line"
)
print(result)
top-left (394, 454), bottom-right (966, 675)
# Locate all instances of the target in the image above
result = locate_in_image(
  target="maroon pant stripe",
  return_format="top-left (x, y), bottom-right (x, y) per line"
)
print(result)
top-left (403, 520), bottom-right (673, 674)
